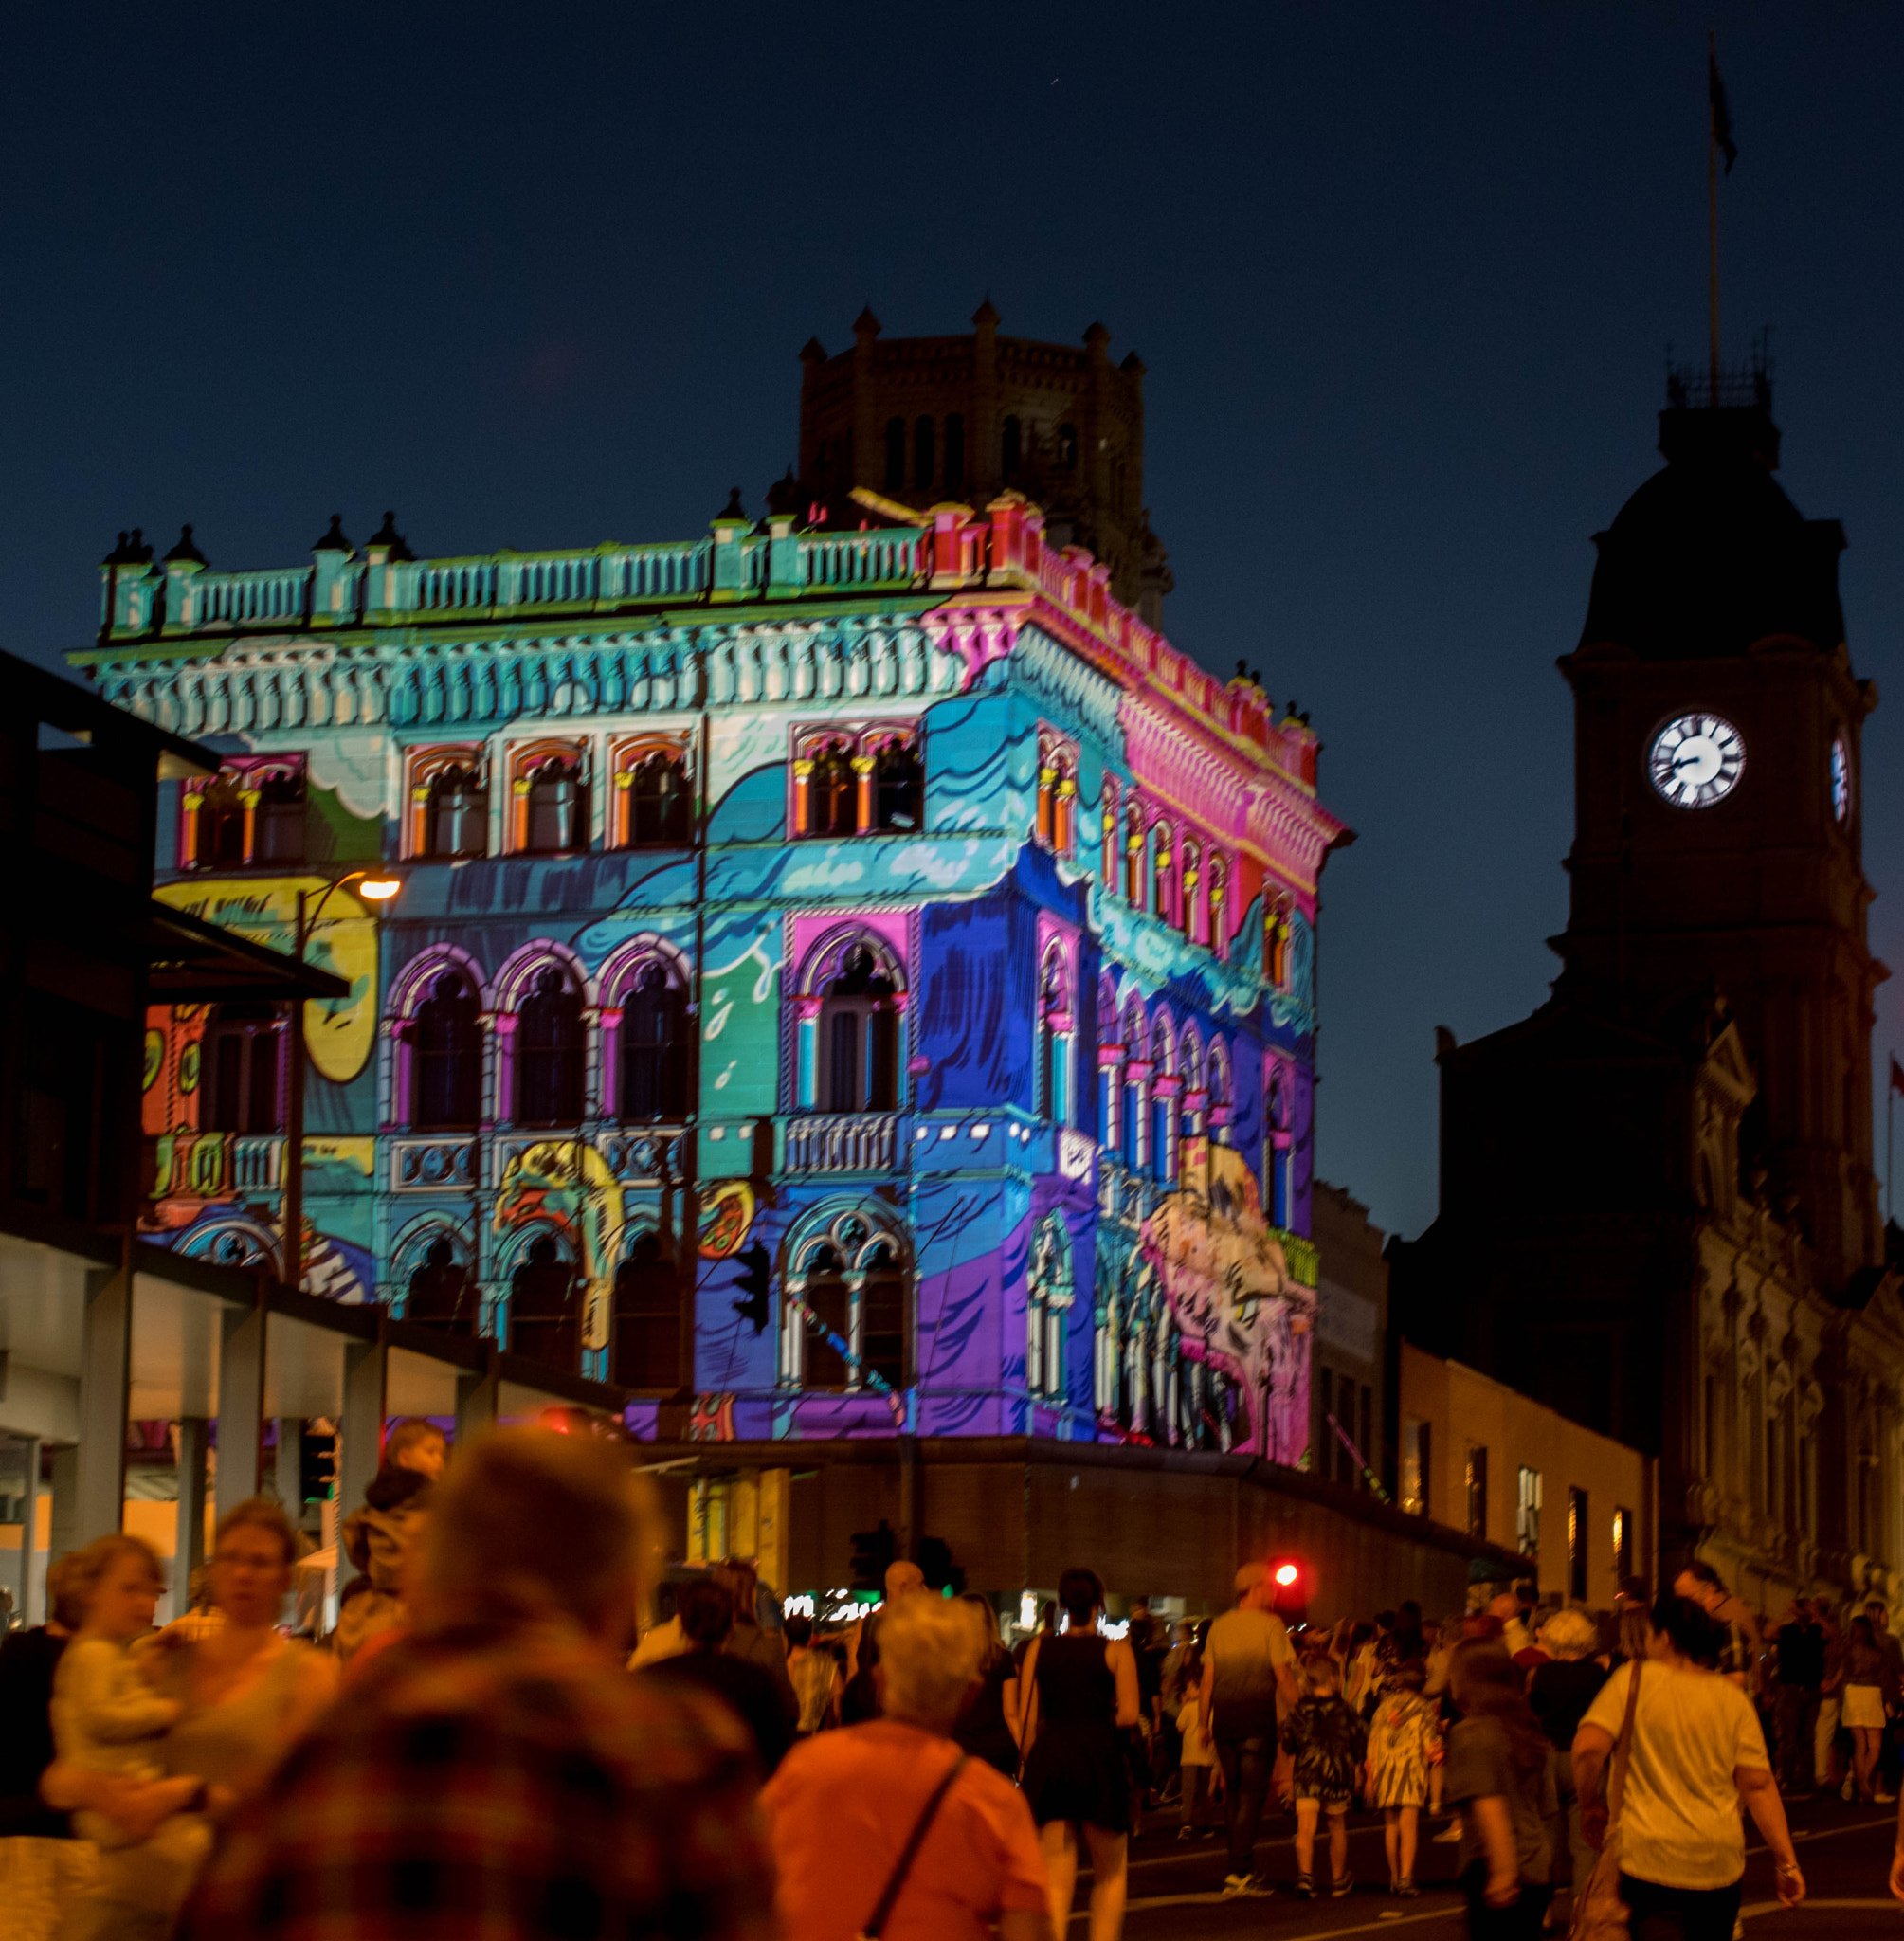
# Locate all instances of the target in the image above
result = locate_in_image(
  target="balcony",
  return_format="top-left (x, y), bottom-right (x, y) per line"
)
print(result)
top-left (146, 1131), bottom-right (281, 1203)
top-left (390, 1136), bottom-right (480, 1192)
top-left (785, 1114), bottom-right (899, 1175)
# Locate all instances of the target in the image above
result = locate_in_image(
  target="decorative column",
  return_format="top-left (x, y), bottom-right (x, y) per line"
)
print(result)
top-left (179, 784), bottom-right (204, 866)
top-left (791, 758), bottom-right (813, 837)
top-left (1056, 776), bottom-right (1077, 855)
top-left (511, 773), bottom-right (531, 852)
top-left (852, 754), bottom-right (876, 833)
top-left (408, 780), bottom-right (430, 858)
top-left (238, 786), bottom-right (261, 865)
top-left (1181, 862), bottom-right (1200, 942)
top-left (1036, 765), bottom-right (1056, 845)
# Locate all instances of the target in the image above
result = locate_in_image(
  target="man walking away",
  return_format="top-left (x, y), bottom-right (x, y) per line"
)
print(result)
top-left (1772, 1600), bottom-right (1824, 1799)
top-left (181, 1426), bottom-right (775, 1941)
top-left (1201, 1562), bottom-right (1299, 1898)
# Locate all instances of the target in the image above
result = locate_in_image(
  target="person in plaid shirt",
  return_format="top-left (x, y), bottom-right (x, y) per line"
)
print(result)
top-left (181, 1427), bottom-right (774, 1941)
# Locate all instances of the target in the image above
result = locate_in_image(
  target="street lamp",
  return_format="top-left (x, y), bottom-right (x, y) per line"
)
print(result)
top-left (283, 869), bottom-right (402, 1291)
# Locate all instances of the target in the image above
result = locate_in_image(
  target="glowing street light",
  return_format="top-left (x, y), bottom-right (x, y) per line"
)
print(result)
top-left (358, 876), bottom-right (402, 901)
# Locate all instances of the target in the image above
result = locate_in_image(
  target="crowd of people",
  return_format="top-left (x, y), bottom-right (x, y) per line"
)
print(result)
top-left (0, 1424), bottom-right (1895, 1941)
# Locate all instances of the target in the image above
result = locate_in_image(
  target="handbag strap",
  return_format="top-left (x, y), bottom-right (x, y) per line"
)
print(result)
top-left (1605, 1660), bottom-right (1643, 1829)
top-left (856, 1751), bottom-right (969, 1940)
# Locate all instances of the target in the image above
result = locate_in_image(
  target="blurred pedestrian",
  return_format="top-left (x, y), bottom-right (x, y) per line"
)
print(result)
top-left (179, 1428), bottom-right (774, 1941)
top-left (1201, 1562), bottom-right (1299, 1898)
top-left (641, 1578), bottom-right (792, 1776)
top-left (333, 1417), bottom-right (443, 1663)
top-left (1671, 1564), bottom-right (1760, 1694)
top-left (785, 1612), bottom-right (839, 1737)
top-left (1771, 1598), bottom-right (1824, 1799)
top-left (1018, 1568), bottom-right (1139, 1941)
top-left (843, 1560), bottom-right (928, 1724)
top-left (952, 1593), bottom-right (1020, 1777)
top-left (1841, 1614), bottom-right (1891, 1804)
top-left (1174, 1629), bottom-right (1221, 1841)
top-left (1366, 1657), bottom-right (1439, 1896)
top-left (1573, 1592), bottom-right (1804, 1941)
top-left (1280, 1651), bottom-right (1366, 1898)
top-left (763, 1592), bottom-right (1051, 1941)
top-left (1525, 1608), bottom-right (1607, 1931)
top-left (1444, 1640), bottom-right (1557, 1940)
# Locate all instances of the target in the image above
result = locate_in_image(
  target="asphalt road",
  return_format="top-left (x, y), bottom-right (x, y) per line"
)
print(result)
top-left (1065, 1796), bottom-right (1904, 1939)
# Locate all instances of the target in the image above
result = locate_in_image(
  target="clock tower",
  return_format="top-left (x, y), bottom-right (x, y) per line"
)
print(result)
top-left (1391, 370), bottom-right (1904, 1602)
top-left (1556, 372), bottom-right (1884, 1291)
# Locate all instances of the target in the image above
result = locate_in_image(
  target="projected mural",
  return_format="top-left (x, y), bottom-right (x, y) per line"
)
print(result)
top-left (82, 493), bottom-right (1343, 1460)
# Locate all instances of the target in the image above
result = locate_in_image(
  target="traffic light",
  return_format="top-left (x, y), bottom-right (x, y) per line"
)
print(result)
top-left (916, 1535), bottom-right (965, 1596)
top-left (1266, 1555), bottom-right (1310, 1623)
top-left (298, 1426), bottom-right (336, 1505)
top-left (730, 1243), bottom-right (771, 1333)
top-left (848, 1518), bottom-right (898, 1591)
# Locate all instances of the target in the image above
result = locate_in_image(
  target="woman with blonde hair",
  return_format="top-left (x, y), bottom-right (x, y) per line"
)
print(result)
top-left (1526, 1608), bottom-right (1608, 1930)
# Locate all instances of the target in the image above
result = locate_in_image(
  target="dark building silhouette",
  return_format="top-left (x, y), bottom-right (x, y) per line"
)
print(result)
top-left (1391, 368), bottom-right (1899, 1604)
top-left (792, 303), bottom-right (1172, 620)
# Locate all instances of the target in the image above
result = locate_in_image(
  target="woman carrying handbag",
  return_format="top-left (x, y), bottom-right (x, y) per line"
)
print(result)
top-left (1572, 1593), bottom-right (1804, 1941)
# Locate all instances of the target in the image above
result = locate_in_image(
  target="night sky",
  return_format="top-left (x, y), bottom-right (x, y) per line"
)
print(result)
top-left (7, 3), bottom-right (1901, 1243)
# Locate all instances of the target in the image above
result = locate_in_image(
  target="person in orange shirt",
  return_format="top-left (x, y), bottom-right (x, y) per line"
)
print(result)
top-left (763, 1593), bottom-right (1051, 1941)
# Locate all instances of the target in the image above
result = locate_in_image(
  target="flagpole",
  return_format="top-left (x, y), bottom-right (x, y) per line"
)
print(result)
top-left (1708, 28), bottom-right (1721, 405)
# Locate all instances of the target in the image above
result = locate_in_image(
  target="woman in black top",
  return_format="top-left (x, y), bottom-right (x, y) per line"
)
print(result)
top-left (1017, 1568), bottom-right (1141, 1941)
top-left (639, 1578), bottom-right (792, 1777)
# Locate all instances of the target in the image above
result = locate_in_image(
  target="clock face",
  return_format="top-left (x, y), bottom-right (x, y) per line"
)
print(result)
top-left (1649, 714), bottom-right (1746, 808)
top-left (1831, 735), bottom-right (1852, 825)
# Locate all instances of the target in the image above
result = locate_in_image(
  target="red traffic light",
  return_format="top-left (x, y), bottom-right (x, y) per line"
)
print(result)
top-left (1274, 1563), bottom-right (1299, 1587)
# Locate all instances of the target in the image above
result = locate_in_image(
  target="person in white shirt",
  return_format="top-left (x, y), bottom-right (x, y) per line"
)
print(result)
top-left (1573, 1592), bottom-right (1803, 1941)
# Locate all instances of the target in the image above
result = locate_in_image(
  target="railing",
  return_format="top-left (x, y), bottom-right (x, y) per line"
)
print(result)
top-left (801, 532), bottom-right (919, 589)
top-left (514, 555), bottom-right (600, 606)
top-left (785, 1113), bottom-right (899, 1174)
top-left (196, 569), bottom-right (310, 627)
top-left (414, 560), bottom-right (499, 610)
top-left (146, 1132), bottom-right (282, 1202)
top-left (617, 543), bottom-right (708, 599)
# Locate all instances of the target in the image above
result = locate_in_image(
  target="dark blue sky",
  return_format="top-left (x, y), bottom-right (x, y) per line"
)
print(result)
top-left (7, 3), bottom-right (1901, 1242)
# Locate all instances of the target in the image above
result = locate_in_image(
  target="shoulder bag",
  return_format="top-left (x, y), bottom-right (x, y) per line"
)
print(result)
top-left (854, 1751), bottom-right (970, 1941)
top-left (1569, 1660), bottom-right (1642, 1941)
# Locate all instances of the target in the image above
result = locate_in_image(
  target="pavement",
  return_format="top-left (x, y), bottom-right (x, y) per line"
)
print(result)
top-left (1064, 1794), bottom-right (1904, 1938)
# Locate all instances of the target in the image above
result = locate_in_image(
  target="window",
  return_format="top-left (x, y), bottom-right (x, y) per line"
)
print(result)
top-left (1516, 1464), bottom-right (1542, 1557)
top-left (253, 771), bottom-right (305, 864)
top-left (521, 757), bottom-right (585, 854)
top-left (1123, 808), bottom-right (1144, 904)
top-left (1057, 422), bottom-right (1078, 468)
top-left (1151, 829), bottom-right (1174, 927)
top-left (1207, 856), bottom-right (1228, 959)
top-left (1038, 951), bottom-right (1072, 1125)
top-left (873, 739), bottom-right (922, 831)
top-left (1151, 1018), bottom-right (1174, 1185)
top-left (1265, 1069), bottom-right (1290, 1227)
top-left (614, 1230), bottom-right (681, 1388)
top-left (1002, 415), bottom-right (1022, 480)
top-left (782, 1208), bottom-right (911, 1393)
top-left (412, 970), bottom-right (481, 1129)
top-left (1568, 1485), bottom-right (1589, 1601)
top-left (620, 962), bottom-right (688, 1120)
top-left (1098, 780), bottom-right (1119, 884)
top-left (425, 764), bottom-right (487, 858)
top-left (515, 965), bottom-right (584, 1125)
top-left (944, 413), bottom-right (965, 494)
top-left (406, 1237), bottom-right (478, 1335)
top-left (624, 749), bottom-right (689, 846)
top-left (818, 948), bottom-right (898, 1113)
top-left (1402, 1418), bottom-right (1431, 1515)
top-left (807, 741), bottom-right (856, 837)
top-left (508, 1234), bottom-right (578, 1374)
top-left (914, 416), bottom-right (934, 491)
top-left (1465, 1445), bottom-right (1489, 1539)
top-left (1265, 900), bottom-right (1291, 986)
top-left (202, 1005), bottom-right (281, 1134)
top-left (884, 418), bottom-right (905, 492)
top-left (1612, 1505), bottom-right (1634, 1585)
top-left (195, 773), bottom-right (248, 869)
top-left (1180, 840), bottom-right (1200, 941)
top-left (1026, 1215), bottom-right (1073, 1403)
top-left (1036, 734), bottom-right (1079, 854)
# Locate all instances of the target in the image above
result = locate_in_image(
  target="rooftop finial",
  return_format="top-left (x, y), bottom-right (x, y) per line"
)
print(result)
top-left (313, 513), bottom-right (353, 553)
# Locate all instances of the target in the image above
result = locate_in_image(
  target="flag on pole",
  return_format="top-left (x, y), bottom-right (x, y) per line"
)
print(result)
top-left (1709, 51), bottom-right (1737, 173)
top-left (1890, 1054), bottom-right (1904, 1096)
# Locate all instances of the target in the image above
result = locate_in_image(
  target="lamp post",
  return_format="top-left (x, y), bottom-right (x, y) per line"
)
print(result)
top-left (282, 869), bottom-right (401, 1292)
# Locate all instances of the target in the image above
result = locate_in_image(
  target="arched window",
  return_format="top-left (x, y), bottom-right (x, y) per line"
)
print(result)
top-left (782, 1208), bottom-right (911, 1392)
top-left (914, 416), bottom-right (934, 491)
top-left (1057, 423), bottom-right (1078, 469)
top-left (1002, 415), bottom-right (1022, 480)
top-left (1266, 1065), bottom-right (1291, 1226)
top-left (508, 1234), bottom-right (578, 1374)
top-left (874, 739), bottom-right (922, 832)
top-left (1207, 856), bottom-right (1229, 958)
top-left (253, 771), bottom-right (305, 864)
top-left (522, 757), bottom-right (585, 854)
top-left (626, 750), bottom-right (689, 846)
top-left (1121, 998), bottom-right (1148, 1170)
top-left (1266, 901), bottom-right (1291, 986)
top-left (620, 962), bottom-right (687, 1120)
top-left (807, 743), bottom-right (856, 838)
top-left (1124, 807), bottom-right (1144, 904)
top-left (613, 1230), bottom-right (680, 1388)
top-left (406, 1236), bottom-right (478, 1336)
top-left (1208, 1039), bottom-right (1233, 1148)
top-left (1180, 840), bottom-right (1200, 942)
top-left (1026, 1216), bottom-right (1073, 1403)
top-left (425, 765), bottom-right (487, 859)
top-left (412, 970), bottom-right (482, 1129)
top-left (197, 774), bottom-right (247, 869)
top-left (202, 1005), bottom-right (281, 1134)
top-left (801, 1244), bottom-right (851, 1388)
top-left (1038, 951), bottom-right (1072, 1125)
top-left (1151, 1016), bottom-right (1176, 1186)
top-left (861, 1243), bottom-right (906, 1389)
top-left (884, 418), bottom-right (906, 492)
top-left (944, 413), bottom-right (965, 493)
top-left (515, 965), bottom-right (584, 1126)
top-left (819, 947), bottom-right (899, 1113)
top-left (1152, 827), bottom-right (1174, 927)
